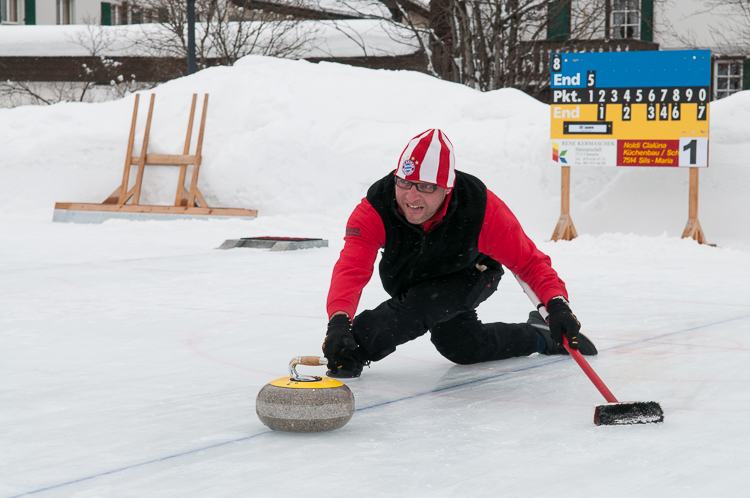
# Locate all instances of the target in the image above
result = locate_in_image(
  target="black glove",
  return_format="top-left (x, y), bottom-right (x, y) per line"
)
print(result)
top-left (546, 296), bottom-right (582, 350)
top-left (322, 314), bottom-right (359, 371)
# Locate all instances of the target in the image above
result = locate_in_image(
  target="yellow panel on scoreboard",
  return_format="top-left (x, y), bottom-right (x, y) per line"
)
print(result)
top-left (551, 103), bottom-right (710, 140)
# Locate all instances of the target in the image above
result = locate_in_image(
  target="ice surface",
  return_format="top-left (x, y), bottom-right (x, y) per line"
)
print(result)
top-left (1, 56), bottom-right (750, 497)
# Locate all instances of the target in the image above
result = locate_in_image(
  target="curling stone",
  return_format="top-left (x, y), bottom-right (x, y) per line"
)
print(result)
top-left (256, 356), bottom-right (355, 433)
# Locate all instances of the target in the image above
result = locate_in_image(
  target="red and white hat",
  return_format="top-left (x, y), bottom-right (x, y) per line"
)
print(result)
top-left (395, 129), bottom-right (456, 189)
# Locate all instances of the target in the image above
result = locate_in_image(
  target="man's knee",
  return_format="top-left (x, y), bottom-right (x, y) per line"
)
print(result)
top-left (430, 314), bottom-right (487, 365)
top-left (431, 337), bottom-right (484, 365)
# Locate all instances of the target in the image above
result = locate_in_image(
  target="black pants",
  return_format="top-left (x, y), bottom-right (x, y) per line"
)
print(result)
top-left (351, 266), bottom-right (538, 365)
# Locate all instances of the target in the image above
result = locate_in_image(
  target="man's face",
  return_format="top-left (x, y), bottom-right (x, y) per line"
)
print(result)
top-left (394, 178), bottom-right (450, 225)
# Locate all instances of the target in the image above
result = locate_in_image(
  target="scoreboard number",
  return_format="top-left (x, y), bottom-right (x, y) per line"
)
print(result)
top-left (679, 138), bottom-right (708, 167)
top-left (552, 54), bottom-right (562, 72)
top-left (697, 103), bottom-right (707, 120)
top-left (659, 103), bottom-right (669, 121)
top-left (556, 86), bottom-right (709, 105)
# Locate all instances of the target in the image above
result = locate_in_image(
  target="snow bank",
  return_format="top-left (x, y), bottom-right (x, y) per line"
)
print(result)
top-left (1, 55), bottom-right (749, 248)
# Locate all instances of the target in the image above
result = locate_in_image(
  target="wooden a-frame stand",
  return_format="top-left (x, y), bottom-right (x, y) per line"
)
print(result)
top-left (550, 165), bottom-right (710, 245)
top-left (54, 94), bottom-right (258, 223)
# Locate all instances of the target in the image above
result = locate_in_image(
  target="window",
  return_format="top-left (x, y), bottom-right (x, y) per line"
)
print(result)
top-left (57, 0), bottom-right (73, 23)
top-left (547, 0), bottom-right (571, 41)
top-left (3, 0), bottom-right (21, 23)
top-left (715, 60), bottom-right (743, 100)
top-left (131, 5), bottom-right (141, 23)
top-left (115, 2), bottom-right (127, 24)
top-left (101, 1), bottom-right (111, 25)
top-left (612, 0), bottom-right (640, 39)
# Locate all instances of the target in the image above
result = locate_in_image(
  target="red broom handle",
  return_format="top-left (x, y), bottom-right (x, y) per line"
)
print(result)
top-left (563, 335), bottom-right (619, 403)
top-left (514, 274), bottom-right (619, 404)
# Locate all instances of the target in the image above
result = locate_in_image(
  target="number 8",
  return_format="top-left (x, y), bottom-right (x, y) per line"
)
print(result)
top-left (673, 89), bottom-right (680, 101)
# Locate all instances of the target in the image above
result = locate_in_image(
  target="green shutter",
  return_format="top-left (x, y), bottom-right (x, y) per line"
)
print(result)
top-left (25, 0), bottom-right (36, 24)
top-left (743, 59), bottom-right (750, 90)
top-left (548, 0), bottom-right (571, 41)
top-left (101, 2), bottom-right (111, 25)
top-left (641, 0), bottom-right (654, 42)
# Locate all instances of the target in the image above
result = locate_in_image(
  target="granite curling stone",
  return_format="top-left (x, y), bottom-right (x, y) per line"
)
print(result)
top-left (256, 356), bottom-right (355, 433)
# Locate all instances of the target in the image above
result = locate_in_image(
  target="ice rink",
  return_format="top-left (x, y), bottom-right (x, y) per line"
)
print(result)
top-left (2, 217), bottom-right (749, 497)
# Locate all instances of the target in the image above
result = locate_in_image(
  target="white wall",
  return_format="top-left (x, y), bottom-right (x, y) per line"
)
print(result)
top-left (34, 0), bottom-right (57, 24)
top-left (655, 0), bottom-right (746, 55)
top-left (25, 0), bottom-right (107, 25)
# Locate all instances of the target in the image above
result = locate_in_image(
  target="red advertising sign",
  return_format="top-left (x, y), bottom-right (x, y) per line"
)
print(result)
top-left (617, 140), bottom-right (680, 167)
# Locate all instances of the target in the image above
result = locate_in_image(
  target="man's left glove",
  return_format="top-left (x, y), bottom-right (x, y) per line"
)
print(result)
top-left (322, 314), bottom-right (359, 371)
top-left (545, 296), bottom-right (582, 350)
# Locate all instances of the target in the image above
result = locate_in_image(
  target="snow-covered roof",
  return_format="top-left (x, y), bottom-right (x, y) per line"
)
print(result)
top-left (0, 21), bottom-right (420, 59)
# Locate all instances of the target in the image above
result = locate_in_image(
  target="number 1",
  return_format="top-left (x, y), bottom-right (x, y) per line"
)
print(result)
top-left (683, 140), bottom-right (697, 165)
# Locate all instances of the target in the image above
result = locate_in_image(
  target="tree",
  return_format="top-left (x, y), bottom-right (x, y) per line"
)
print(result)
top-left (129, 0), bottom-right (319, 72)
top-left (328, 0), bottom-right (610, 94)
top-left (702, 0), bottom-right (750, 52)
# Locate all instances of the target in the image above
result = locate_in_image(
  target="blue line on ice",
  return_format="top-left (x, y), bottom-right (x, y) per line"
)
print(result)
top-left (9, 312), bottom-right (749, 498)
top-left (6, 433), bottom-right (273, 498)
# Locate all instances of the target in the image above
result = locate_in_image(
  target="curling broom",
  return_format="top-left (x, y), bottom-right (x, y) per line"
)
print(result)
top-left (515, 274), bottom-right (664, 426)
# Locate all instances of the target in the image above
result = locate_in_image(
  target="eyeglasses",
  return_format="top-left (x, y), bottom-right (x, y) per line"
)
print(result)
top-left (395, 178), bottom-right (440, 193)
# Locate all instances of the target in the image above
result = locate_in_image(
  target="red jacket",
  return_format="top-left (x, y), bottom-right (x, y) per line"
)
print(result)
top-left (327, 189), bottom-right (567, 318)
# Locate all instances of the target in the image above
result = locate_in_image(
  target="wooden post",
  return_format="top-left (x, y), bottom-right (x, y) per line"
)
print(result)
top-left (551, 166), bottom-right (578, 241)
top-left (681, 167), bottom-right (708, 244)
top-left (132, 94), bottom-right (156, 206)
top-left (187, 94), bottom-right (209, 208)
top-left (117, 95), bottom-right (140, 205)
top-left (175, 94), bottom-right (198, 207)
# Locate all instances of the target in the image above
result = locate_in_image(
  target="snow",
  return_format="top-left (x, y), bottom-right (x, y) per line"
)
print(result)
top-left (1, 56), bottom-right (750, 497)
top-left (0, 21), bottom-right (419, 58)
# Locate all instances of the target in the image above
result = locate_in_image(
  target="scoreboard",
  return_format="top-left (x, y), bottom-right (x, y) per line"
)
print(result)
top-left (550, 50), bottom-right (711, 167)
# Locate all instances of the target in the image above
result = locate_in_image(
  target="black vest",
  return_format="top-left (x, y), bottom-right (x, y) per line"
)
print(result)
top-left (366, 170), bottom-right (500, 298)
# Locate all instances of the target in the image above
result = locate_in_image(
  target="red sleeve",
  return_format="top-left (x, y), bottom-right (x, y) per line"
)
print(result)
top-left (478, 190), bottom-right (568, 306)
top-left (326, 199), bottom-right (385, 319)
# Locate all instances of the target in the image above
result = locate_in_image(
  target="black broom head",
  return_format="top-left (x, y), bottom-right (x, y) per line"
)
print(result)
top-left (594, 401), bottom-right (664, 426)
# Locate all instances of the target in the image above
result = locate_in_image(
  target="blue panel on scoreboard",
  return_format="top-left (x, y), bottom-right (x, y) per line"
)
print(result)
top-left (551, 50), bottom-right (711, 89)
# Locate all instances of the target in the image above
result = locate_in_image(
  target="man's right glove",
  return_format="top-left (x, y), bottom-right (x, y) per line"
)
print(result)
top-left (545, 296), bottom-right (582, 350)
top-left (322, 314), bottom-right (359, 372)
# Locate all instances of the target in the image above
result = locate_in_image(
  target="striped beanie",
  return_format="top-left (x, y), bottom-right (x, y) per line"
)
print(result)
top-left (395, 129), bottom-right (456, 189)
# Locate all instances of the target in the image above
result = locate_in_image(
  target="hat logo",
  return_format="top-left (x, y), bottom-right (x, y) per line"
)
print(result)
top-left (402, 159), bottom-right (416, 176)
